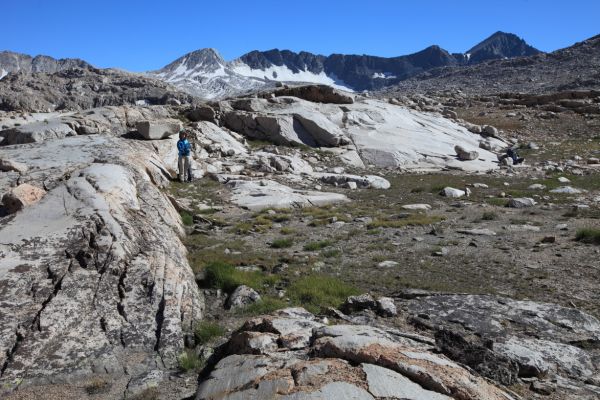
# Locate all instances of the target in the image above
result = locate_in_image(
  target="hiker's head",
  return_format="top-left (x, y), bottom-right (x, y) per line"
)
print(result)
top-left (179, 130), bottom-right (188, 139)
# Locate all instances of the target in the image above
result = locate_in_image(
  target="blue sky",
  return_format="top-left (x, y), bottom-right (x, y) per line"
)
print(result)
top-left (3, 0), bottom-right (599, 71)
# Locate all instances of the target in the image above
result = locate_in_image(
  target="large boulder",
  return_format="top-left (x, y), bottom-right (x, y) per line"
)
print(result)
top-left (454, 145), bottom-right (479, 161)
top-left (2, 183), bottom-right (46, 213)
top-left (225, 179), bottom-right (349, 211)
top-left (136, 119), bottom-right (181, 140)
top-left (0, 120), bottom-right (75, 145)
top-left (269, 84), bottom-right (354, 104)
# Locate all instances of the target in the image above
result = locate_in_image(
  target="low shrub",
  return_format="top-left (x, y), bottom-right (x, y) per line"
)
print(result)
top-left (576, 228), bottom-right (600, 244)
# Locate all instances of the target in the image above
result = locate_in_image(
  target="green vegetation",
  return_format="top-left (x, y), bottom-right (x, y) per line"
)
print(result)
top-left (367, 213), bottom-right (444, 229)
top-left (303, 240), bottom-right (333, 251)
top-left (481, 211), bottom-right (498, 221)
top-left (180, 211), bottom-right (194, 226)
top-left (280, 227), bottom-right (297, 235)
top-left (195, 321), bottom-right (225, 345)
top-left (485, 198), bottom-right (509, 207)
top-left (203, 261), bottom-right (278, 292)
top-left (178, 349), bottom-right (205, 372)
top-left (287, 275), bottom-right (359, 313)
top-left (235, 297), bottom-right (289, 316)
top-left (271, 238), bottom-right (294, 249)
top-left (576, 228), bottom-right (600, 245)
top-left (322, 248), bottom-right (342, 258)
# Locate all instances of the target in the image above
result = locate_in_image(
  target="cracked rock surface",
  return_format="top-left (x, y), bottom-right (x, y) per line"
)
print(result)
top-left (195, 308), bottom-right (513, 400)
top-left (0, 135), bottom-right (204, 396)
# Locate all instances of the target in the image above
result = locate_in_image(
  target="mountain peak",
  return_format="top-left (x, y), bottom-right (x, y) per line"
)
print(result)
top-left (466, 31), bottom-right (541, 63)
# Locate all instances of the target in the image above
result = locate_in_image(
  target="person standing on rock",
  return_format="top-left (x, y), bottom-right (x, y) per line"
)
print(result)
top-left (177, 130), bottom-right (193, 182)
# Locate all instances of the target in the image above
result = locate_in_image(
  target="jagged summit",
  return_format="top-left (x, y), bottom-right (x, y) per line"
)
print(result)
top-left (466, 31), bottom-right (541, 63)
top-left (148, 32), bottom-right (542, 99)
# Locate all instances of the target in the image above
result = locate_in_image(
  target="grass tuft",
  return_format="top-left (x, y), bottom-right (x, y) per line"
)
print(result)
top-left (180, 211), bottom-right (194, 226)
top-left (271, 238), bottom-right (294, 249)
top-left (203, 261), bottom-right (278, 292)
top-left (178, 349), bottom-right (205, 372)
top-left (235, 297), bottom-right (289, 316)
top-left (287, 275), bottom-right (359, 313)
top-left (303, 240), bottom-right (333, 251)
top-left (195, 321), bottom-right (225, 345)
top-left (576, 228), bottom-right (600, 245)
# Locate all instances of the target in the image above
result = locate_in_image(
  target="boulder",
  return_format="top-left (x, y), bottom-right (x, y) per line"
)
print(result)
top-left (270, 85), bottom-right (354, 104)
top-left (440, 187), bottom-right (466, 198)
top-left (187, 104), bottom-right (217, 122)
top-left (316, 173), bottom-right (391, 190)
top-left (401, 204), bottom-right (431, 211)
top-left (2, 183), bottom-right (46, 213)
top-left (454, 145), bottom-right (479, 161)
top-left (482, 125), bottom-right (499, 137)
top-left (136, 119), bottom-right (181, 140)
top-left (528, 183), bottom-right (546, 190)
top-left (0, 119), bottom-right (75, 145)
top-left (0, 158), bottom-right (28, 173)
top-left (226, 179), bottom-right (348, 211)
top-left (226, 285), bottom-right (261, 310)
top-left (508, 197), bottom-right (536, 208)
top-left (376, 297), bottom-right (397, 317)
top-left (341, 294), bottom-right (378, 314)
top-left (550, 186), bottom-right (583, 194)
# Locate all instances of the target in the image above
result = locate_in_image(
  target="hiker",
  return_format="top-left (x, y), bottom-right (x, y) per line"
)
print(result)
top-left (177, 130), bottom-right (193, 182)
top-left (499, 145), bottom-right (524, 165)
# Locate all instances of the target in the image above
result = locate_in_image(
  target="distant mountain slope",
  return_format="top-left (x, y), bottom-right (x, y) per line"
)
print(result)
top-left (0, 51), bottom-right (91, 78)
top-left (149, 32), bottom-right (542, 99)
top-left (0, 66), bottom-right (195, 112)
top-left (384, 33), bottom-right (600, 95)
top-left (466, 31), bottom-right (541, 63)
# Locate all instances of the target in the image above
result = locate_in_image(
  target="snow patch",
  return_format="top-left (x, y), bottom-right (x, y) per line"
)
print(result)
top-left (0, 68), bottom-right (7, 80)
top-left (372, 72), bottom-right (397, 79)
top-left (231, 63), bottom-right (354, 92)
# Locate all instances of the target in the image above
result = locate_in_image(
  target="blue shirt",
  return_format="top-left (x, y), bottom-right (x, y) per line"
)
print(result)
top-left (177, 139), bottom-right (191, 156)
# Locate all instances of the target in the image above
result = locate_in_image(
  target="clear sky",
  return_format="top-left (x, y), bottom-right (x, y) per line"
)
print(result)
top-left (3, 0), bottom-right (599, 71)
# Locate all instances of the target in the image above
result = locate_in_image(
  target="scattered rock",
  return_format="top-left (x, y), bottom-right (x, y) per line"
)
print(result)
top-left (528, 183), bottom-right (546, 190)
top-left (0, 158), bottom-right (28, 173)
top-left (377, 261), bottom-right (399, 268)
top-left (226, 285), bottom-right (261, 310)
top-left (440, 187), bottom-right (466, 198)
top-left (2, 183), bottom-right (46, 213)
top-left (376, 297), bottom-right (397, 317)
top-left (401, 204), bottom-right (431, 211)
top-left (550, 186), bottom-right (583, 194)
top-left (557, 176), bottom-right (571, 183)
top-left (341, 294), bottom-right (378, 314)
top-left (508, 197), bottom-right (536, 208)
top-left (456, 228), bottom-right (497, 236)
top-left (454, 145), bottom-right (479, 161)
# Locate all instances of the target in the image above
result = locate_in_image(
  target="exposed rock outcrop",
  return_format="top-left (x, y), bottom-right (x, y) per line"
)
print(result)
top-left (195, 308), bottom-right (513, 400)
top-left (0, 135), bottom-right (203, 392)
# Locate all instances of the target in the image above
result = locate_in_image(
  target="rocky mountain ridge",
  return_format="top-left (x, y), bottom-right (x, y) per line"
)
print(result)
top-left (385, 33), bottom-right (600, 95)
top-left (149, 31), bottom-right (541, 98)
top-left (0, 50), bottom-right (91, 78)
